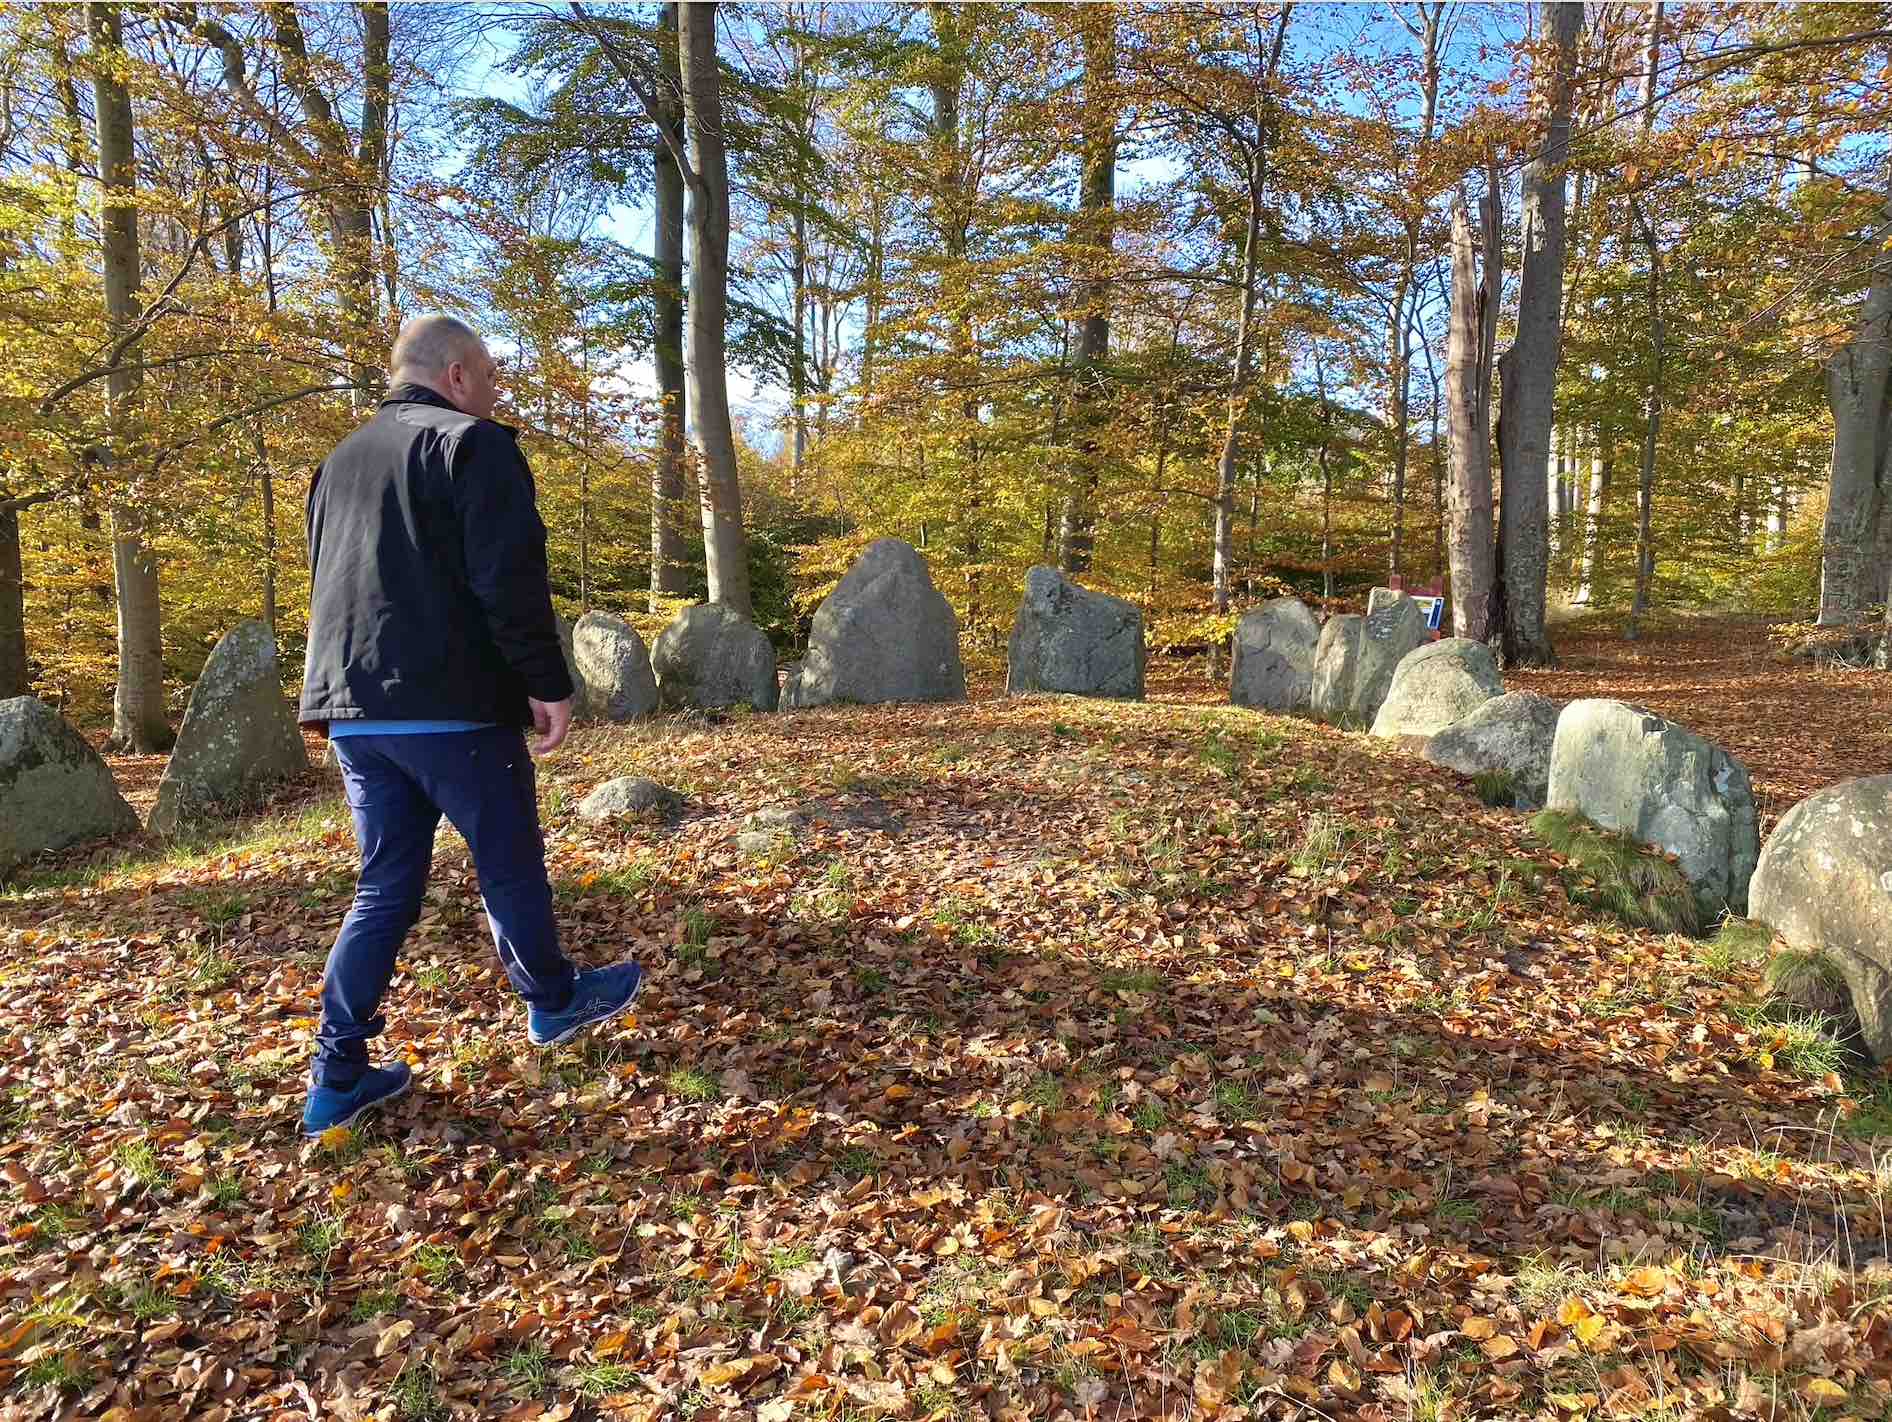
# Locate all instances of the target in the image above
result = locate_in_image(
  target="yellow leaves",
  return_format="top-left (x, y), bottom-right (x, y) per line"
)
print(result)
top-left (1559, 1298), bottom-right (1608, 1349)
top-left (375, 1319), bottom-right (415, 1357)
top-left (1800, 1377), bottom-right (1847, 1407)
top-left (1193, 1349), bottom-right (1248, 1409)
top-left (318, 1125), bottom-right (354, 1152)
top-left (1326, 1358), bottom-right (1363, 1396)
top-left (699, 1357), bottom-right (754, 1386)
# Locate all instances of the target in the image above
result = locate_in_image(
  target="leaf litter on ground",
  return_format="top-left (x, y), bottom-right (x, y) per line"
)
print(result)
top-left (2, 618), bottom-right (1890, 1420)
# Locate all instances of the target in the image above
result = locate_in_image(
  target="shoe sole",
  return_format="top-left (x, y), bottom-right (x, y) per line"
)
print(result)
top-left (301, 1074), bottom-right (413, 1137)
top-left (530, 974), bottom-right (644, 1049)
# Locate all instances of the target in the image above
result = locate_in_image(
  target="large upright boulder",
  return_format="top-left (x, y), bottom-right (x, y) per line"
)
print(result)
top-left (1424, 691), bottom-right (1560, 810)
top-left (573, 611), bottom-right (658, 722)
top-left (1310, 594), bottom-right (1427, 727)
top-left (0, 697), bottom-right (138, 878)
top-left (1310, 615), bottom-right (1362, 724)
top-left (554, 616), bottom-right (582, 711)
top-left (1007, 566), bottom-right (1144, 699)
top-left (1546, 699), bottom-right (1759, 916)
top-left (1371, 638), bottom-right (1503, 739)
top-left (150, 620), bottom-right (307, 834)
top-left (1230, 597), bottom-right (1318, 713)
top-left (1750, 776), bottom-right (1892, 1061)
top-left (652, 604), bottom-right (779, 713)
top-left (784, 539), bottom-right (966, 708)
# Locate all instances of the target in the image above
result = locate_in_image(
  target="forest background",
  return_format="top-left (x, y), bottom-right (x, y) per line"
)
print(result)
top-left (1, 0), bottom-right (1883, 743)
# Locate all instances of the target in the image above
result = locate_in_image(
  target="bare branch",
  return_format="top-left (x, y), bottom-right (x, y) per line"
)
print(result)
top-left (567, 3), bottom-right (703, 197)
top-left (152, 384), bottom-right (366, 470)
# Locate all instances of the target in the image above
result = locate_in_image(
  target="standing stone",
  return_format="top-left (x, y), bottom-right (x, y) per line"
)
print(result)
top-left (784, 539), bottom-right (966, 708)
top-left (1230, 597), bottom-right (1319, 713)
top-left (1007, 566), bottom-right (1145, 699)
top-left (1750, 776), bottom-right (1892, 1061)
top-left (652, 603), bottom-right (779, 712)
top-left (1310, 594), bottom-right (1427, 727)
top-left (1366, 586), bottom-right (1403, 615)
top-left (1424, 691), bottom-right (1561, 810)
top-left (0, 697), bottom-right (138, 879)
top-left (1371, 638), bottom-right (1503, 739)
top-left (573, 611), bottom-right (658, 723)
top-left (1546, 698), bottom-right (1759, 916)
top-left (1310, 614), bottom-right (1363, 724)
top-left (554, 616), bottom-right (584, 715)
top-left (150, 620), bottom-right (307, 835)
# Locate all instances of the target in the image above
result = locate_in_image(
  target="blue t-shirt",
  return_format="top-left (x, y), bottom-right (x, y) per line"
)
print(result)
top-left (327, 719), bottom-right (495, 738)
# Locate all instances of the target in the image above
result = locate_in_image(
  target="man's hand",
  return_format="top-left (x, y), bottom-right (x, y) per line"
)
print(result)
top-left (528, 696), bottom-right (574, 756)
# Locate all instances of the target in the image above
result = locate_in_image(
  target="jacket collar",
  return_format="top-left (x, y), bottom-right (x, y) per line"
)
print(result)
top-left (380, 381), bottom-right (464, 414)
top-left (379, 383), bottom-right (520, 439)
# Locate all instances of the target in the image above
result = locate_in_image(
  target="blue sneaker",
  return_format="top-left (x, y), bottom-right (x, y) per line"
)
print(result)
top-left (527, 962), bottom-right (644, 1047)
top-left (301, 1063), bottom-right (412, 1136)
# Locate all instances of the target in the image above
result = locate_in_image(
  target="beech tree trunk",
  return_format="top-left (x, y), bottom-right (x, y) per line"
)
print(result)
top-left (1058, 4), bottom-right (1116, 576)
top-left (91, 2), bottom-right (172, 753)
top-left (1625, 1), bottom-right (1665, 640)
top-left (1819, 191), bottom-right (1892, 627)
top-left (1576, 434), bottom-right (1611, 604)
top-left (650, 1), bottom-right (691, 611)
top-left (1495, 0), bottom-right (1579, 667)
top-left (1212, 6), bottom-right (1292, 624)
top-left (928, 3), bottom-right (983, 631)
top-left (0, 503), bottom-right (24, 699)
top-left (1446, 190), bottom-right (1500, 643)
top-left (1626, 203), bottom-right (1663, 639)
top-left (680, 0), bottom-right (753, 616)
top-left (275, 3), bottom-right (389, 399)
top-left (1387, 2), bottom-right (1446, 580)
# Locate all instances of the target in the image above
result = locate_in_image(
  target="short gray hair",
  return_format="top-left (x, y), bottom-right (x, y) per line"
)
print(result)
top-left (390, 314), bottom-right (485, 378)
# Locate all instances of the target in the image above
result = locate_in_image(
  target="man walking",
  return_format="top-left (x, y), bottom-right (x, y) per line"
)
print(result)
top-left (297, 315), bottom-right (642, 1135)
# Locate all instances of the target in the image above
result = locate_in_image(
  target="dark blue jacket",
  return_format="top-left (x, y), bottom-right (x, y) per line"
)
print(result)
top-left (299, 384), bottom-right (573, 728)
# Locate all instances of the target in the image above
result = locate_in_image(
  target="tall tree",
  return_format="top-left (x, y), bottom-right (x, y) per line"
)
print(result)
top-left (1384, 2), bottom-right (1450, 582)
top-left (678, 1), bottom-right (752, 615)
top-left (1208, 5), bottom-right (1293, 625)
top-left (650, 1), bottom-right (691, 611)
top-left (1495, 0), bottom-right (1580, 667)
top-left (178, 3), bottom-right (392, 399)
top-left (1819, 187), bottom-right (1892, 631)
top-left (90, 2), bottom-right (172, 751)
top-left (1446, 181), bottom-right (1500, 642)
top-left (1057, 3), bottom-right (1118, 575)
top-left (1624, 0), bottom-right (1665, 640)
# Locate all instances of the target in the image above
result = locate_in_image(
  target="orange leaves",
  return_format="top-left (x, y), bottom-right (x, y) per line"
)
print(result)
top-left (1621, 1265), bottom-right (1673, 1299)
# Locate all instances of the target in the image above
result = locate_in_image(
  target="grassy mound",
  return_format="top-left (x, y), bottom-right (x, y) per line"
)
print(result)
top-left (1529, 809), bottom-right (1699, 935)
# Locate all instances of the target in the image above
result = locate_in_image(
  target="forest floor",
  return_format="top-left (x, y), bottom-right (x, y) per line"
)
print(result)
top-left (2, 615), bottom-right (1889, 1421)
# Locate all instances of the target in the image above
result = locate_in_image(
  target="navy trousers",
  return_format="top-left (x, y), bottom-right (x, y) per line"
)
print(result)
top-left (316, 728), bottom-right (577, 1088)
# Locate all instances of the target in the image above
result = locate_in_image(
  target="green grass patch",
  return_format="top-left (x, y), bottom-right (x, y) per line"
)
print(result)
top-left (1530, 810), bottom-right (1699, 935)
top-left (502, 1343), bottom-right (553, 1393)
top-left (21, 1351), bottom-right (87, 1391)
top-left (665, 1066), bottom-right (720, 1102)
top-left (412, 1243), bottom-right (460, 1288)
top-left (1471, 769), bottom-right (1519, 808)
top-left (390, 1362), bottom-right (443, 1420)
top-left (573, 1362), bottom-right (639, 1399)
top-left (1700, 916), bottom-right (1775, 974)
top-left (349, 1287), bottom-right (402, 1322)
